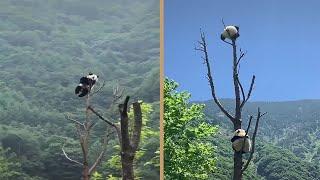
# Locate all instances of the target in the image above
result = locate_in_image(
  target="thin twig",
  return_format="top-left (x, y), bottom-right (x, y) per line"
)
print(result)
top-left (245, 116), bottom-right (253, 133)
top-left (62, 141), bottom-right (83, 166)
top-left (88, 131), bottom-right (113, 174)
top-left (236, 49), bottom-right (246, 66)
top-left (91, 80), bottom-right (106, 96)
top-left (240, 75), bottom-right (255, 108)
top-left (65, 114), bottom-right (84, 126)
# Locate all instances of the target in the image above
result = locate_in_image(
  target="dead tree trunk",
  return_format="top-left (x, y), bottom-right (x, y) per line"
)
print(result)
top-left (88, 96), bottom-right (143, 180)
top-left (63, 92), bottom-right (110, 180)
top-left (196, 29), bottom-right (266, 180)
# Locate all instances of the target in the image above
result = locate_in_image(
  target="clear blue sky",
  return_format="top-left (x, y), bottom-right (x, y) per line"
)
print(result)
top-left (165, 0), bottom-right (320, 101)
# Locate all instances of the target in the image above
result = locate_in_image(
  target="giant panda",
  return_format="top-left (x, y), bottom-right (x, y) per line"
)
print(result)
top-left (75, 73), bottom-right (99, 97)
top-left (221, 25), bottom-right (240, 41)
top-left (231, 129), bottom-right (251, 153)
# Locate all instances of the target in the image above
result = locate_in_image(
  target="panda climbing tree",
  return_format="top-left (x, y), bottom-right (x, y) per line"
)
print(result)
top-left (196, 20), bottom-right (266, 180)
top-left (231, 129), bottom-right (251, 153)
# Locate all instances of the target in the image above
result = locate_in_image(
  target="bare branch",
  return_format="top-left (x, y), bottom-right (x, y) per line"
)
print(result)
top-left (91, 80), bottom-right (106, 96)
top-left (65, 114), bottom-right (84, 126)
top-left (112, 84), bottom-right (124, 104)
top-left (88, 106), bottom-right (121, 144)
top-left (236, 49), bottom-right (246, 67)
top-left (221, 18), bottom-right (226, 28)
top-left (245, 116), bottom-right (253, 134)
top-left (196, 30), bottom-right (235, 122)
top-left (62, 141), bottom-right (83, 166)
top-left (88, 106), bottom-right (116, 127)
top-left (242, 108), bottom-right (267, 172)
top-left (88, 132), bottom-right (112, 174)
top-left (237, 77), bottom-right (246, 105)
top-left (240, 75), bottom-right (255, 108)
top-left (240, 116), bottom-right (253, 153)
top-left (222, 40), bottom-right (233, 46)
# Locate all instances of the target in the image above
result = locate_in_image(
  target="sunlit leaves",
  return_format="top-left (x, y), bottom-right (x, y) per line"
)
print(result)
top-left (164, 78), bottom-right (218, 179)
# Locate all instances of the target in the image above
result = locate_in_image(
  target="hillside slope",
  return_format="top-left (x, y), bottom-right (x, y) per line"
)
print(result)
top-left (0, 0), bottom-right (159, 179)
top-left (199, 99), bottom-right (320, 179)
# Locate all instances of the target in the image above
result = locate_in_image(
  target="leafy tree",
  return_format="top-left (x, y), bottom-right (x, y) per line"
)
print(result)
top-left (164, 78), bottom-right (218, 179)
top-left (0, 147), bottom-right (23, 180)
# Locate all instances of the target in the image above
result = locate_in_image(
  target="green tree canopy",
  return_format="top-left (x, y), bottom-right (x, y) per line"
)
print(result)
top-left (164, 78), bottom-right (218, 179)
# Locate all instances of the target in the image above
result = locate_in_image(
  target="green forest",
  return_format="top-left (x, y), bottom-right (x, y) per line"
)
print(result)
top-left (165, 77), bottom-right (320, 179)
top-left (202, 99), bottom-right (320, 179)
top-left (0, 0), bottom-right (159, 179)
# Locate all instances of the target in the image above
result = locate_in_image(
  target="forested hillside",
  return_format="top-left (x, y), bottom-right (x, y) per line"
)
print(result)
top-left (200, 99), bottom-right (320, 179)
top-left (0, 0), bottom-right (159, 179)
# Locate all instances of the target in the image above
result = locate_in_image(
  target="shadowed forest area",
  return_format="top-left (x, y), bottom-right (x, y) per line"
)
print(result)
top-left (0, 0), bottom-right (159, 179)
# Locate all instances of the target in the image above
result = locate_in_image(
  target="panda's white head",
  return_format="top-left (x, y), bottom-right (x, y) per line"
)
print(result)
top-left (87, 72), bottom-right (99, 81)
top-left (234, 129), bottom-right (246, 137)
top-left (221, 25), bottom-right (240, 41)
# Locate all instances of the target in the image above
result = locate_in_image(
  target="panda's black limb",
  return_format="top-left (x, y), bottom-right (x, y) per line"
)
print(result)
top-left (220, 34), bottom-right (225, 41)
top-left (75, 85), bottom-right (82, 94)
top-left (78, 89), bottom-right (89, 97)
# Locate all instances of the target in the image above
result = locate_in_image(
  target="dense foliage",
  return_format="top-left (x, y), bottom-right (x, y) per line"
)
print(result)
top-left (164, 78), bottom-right (218, 179)
top-left (200, 99), bottom-right (320, 179)
top-left (0, 0), bottom-right (159, 179)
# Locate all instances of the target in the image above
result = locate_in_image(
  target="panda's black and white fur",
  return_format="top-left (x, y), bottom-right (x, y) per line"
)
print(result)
top-left (221, 25), bottom-right (240, 41)
top-left (231, 129), bottom-right (251, 153)
top-left (75, 73), bottom-right (99, 97)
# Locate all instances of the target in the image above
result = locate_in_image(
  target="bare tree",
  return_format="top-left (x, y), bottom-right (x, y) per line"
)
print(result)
top-left (62, 92), bottom-right (111, 180)
top-left (195, 25), bottom-right (266, 180)
top-left (88, 95), bottom-right (143, 180)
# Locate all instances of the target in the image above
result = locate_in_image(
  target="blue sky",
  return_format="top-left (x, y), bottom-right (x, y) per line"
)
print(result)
top-left (164, 0), bottom-right (320, 101)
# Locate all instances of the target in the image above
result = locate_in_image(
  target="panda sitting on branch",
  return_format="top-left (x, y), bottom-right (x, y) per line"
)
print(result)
top-left (220, 25), bottom-right (240, 42)
top-left (75, 72), bottom-right (99, 97)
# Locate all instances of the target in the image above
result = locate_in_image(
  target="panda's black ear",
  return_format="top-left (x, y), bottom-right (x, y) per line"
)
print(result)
top-left (235, 26), bottom-right (239, 31)
top-left (89, 72), bottom-right (93, 75)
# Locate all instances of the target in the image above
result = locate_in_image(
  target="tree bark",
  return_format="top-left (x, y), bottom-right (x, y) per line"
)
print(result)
top-left (118, 96), bottom-right (143, 180)
top-left (121, 152), bottom-right (135, 180)
top-left (233, 152), bottom-right (243, 180)
top-left (232, 40), bottom-right (241, 123)
top-left (232, 40), bottom-right (243, 180)
top-left (82, 163), bottom-right (90, 180)
top-left (63, 92), bottom-right (110, 180)
top-left (196, 29), bottom-right (265, 180)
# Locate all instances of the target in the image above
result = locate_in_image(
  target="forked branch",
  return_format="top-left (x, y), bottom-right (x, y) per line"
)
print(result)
top-left (240, 75), bottom-right (255, 108)
top-left (195, 30), bottom-right (235, 122)
top-left (242, 108), bottom-right (267, 172)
